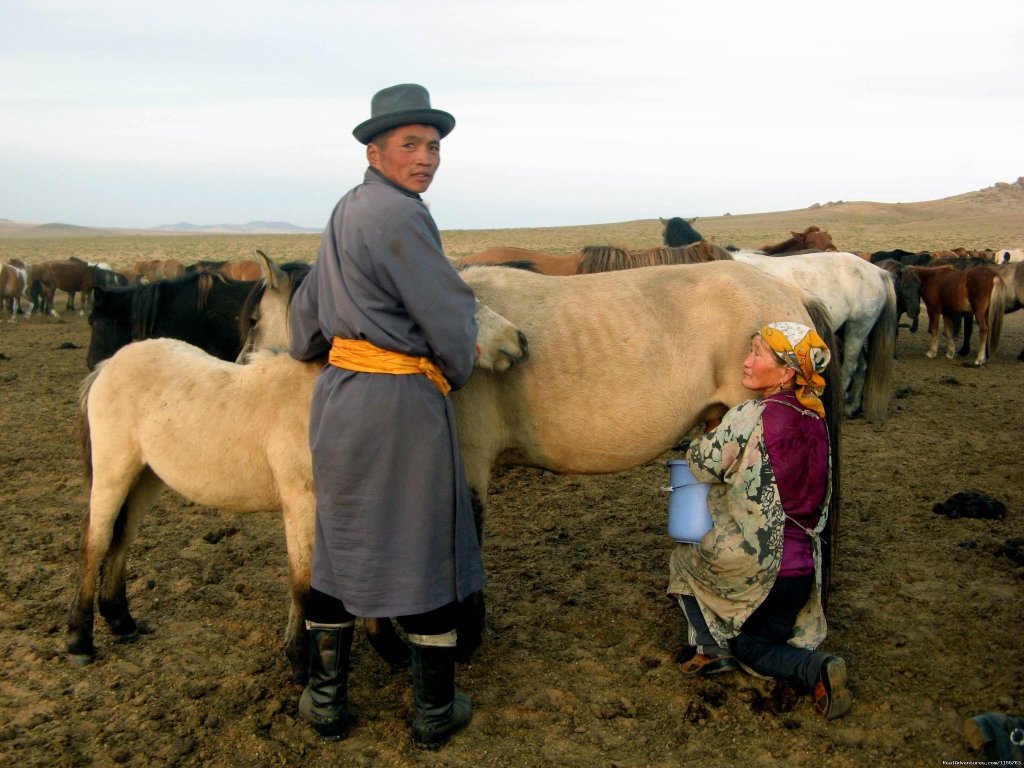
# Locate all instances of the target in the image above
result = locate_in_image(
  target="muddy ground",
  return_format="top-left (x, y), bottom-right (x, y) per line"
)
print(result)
top-left (1, 306), bottom-right (1022, 768)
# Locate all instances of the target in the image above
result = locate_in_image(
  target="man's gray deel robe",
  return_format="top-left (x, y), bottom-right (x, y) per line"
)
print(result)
top-left (289, 167), bottom-right (485, 618)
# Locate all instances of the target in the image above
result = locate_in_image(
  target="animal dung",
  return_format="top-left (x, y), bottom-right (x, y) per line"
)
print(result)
top-left (932, 492), bottom-right (1007, 520)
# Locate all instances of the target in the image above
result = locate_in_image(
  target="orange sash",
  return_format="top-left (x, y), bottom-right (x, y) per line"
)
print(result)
top-left (328, 337), bottom-right (451, 396)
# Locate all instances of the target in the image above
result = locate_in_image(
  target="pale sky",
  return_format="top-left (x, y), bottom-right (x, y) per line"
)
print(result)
top-left (3, 0), bottom-right (1022, 232)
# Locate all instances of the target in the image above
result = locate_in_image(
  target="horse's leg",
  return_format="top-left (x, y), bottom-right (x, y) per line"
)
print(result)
top-left (452, 484), bottom-right (491, 662)
top-left (942, 315), bottom-right (957, 359)
top-left (925, 309), bottom-right (940, 358)
top-left (844, 350), bottom-right (868, 418)
top-left (97, 469), bottom-right (162, 639)
top-left (278, 488), bottom-right (316, 684)
top-left (364, 617), bottom-right (412, 671)
top-left (67, 469), bottom-right (150, 664)
top-left (957, 314), bottom-right (974, 358)
top-left (973, 306), bottom-right (990, 366)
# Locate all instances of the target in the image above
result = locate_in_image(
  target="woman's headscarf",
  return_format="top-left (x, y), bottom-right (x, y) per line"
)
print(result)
top-left (758, 322), bottom-right (831, 418)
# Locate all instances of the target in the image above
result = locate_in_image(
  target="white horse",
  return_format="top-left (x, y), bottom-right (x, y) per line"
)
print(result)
top-left (731, 251), bottom-right (897, 421)
top-left (67, 296), bottom-right (529, 673)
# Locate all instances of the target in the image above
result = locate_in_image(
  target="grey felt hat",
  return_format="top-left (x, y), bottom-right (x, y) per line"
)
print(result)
top-left (352, 83), bottom-right (455, 145)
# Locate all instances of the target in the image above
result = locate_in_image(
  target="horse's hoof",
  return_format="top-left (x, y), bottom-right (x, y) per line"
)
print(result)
top-left (69, 652), bottom-right (94, 667)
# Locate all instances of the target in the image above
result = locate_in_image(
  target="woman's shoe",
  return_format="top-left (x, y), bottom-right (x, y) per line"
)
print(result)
top-left (680, 653), bottom-right (738, 678)
top-left (813, 656), bottom-right (852, 720)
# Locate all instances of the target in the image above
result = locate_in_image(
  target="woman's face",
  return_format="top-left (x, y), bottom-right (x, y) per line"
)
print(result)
top-left (742, 335), bottom-right (794, 397)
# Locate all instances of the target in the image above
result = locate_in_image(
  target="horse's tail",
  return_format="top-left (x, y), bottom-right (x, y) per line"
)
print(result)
top-left (986, 276), bottom-right (1006, 355)
top-left (802, 296), bottom-right (842, 613)
top-left (77, 366), bottom-right (104, 488)
top-left (861, 272), bottom-right (897, 422)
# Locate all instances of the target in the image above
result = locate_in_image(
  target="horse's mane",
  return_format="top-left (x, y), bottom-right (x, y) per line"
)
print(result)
top-left (129, 272), bottom-right (229, 339)
top-left (577, 240), bottom-right (732, 273)
top-left (930, 256), bottom-right (997, 269)
top-left (576, 245), bottom-right (633, 273)
top-left (235, 260), bottom-right (312, 347)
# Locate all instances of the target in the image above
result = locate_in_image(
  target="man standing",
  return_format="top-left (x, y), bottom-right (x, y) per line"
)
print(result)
top-left (288, 83), bottom-right (483, 750)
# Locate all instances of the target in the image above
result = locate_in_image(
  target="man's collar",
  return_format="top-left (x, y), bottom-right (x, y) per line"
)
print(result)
top-left (364, 166), bottom-right (422, 200)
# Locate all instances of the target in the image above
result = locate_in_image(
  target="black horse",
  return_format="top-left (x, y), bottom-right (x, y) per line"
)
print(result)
top-left (86, 272), bottom-right (258, 370)
top-left (660, 216), bottom-right (703, 247)
top-left (869, 249), bottom-right (932, 267)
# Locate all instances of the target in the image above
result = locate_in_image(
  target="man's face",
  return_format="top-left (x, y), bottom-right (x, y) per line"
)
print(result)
top-left (367, 124), bottom-right (441, 194)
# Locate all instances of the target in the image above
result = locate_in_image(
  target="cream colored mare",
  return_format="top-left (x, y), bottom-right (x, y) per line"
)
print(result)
top-left (252, 262), bottom-right (842, 581)
top-left (239, 260), bottom-right (843, 661)
top-left (68, 297), bottom-right (529, 673)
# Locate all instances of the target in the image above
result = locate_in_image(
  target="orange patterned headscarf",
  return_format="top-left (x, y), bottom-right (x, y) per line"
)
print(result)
top-left (759, 322), bottom-right (831, 418)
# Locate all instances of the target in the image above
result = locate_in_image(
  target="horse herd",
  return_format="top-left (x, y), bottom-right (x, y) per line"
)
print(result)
top-left (3, 221), bottom-right (1020, 682)
top-left (0, 255), bottom-right (268, 321)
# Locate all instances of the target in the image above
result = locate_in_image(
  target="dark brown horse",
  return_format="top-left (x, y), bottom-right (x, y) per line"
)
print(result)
top-left (760, 226), bottom-right (838, 255)
top-left (876, 259), bottom-right (922, 359)
top-left (660, 216), bottom-right (703, 247)
top-left (908, 265), bottom-right (1006, 366)
top-left (29, 258), bottom-right (96, 315)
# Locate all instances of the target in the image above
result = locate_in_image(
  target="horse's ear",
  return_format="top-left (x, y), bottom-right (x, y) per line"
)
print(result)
top-left (659, 217), bottom-right (667, 225)
top-left (255, 249), bottom-right (286, 289)
top-left (791, 231), bottom-right (803, 239)
top-left (687, 217), bottom-right (698, 224)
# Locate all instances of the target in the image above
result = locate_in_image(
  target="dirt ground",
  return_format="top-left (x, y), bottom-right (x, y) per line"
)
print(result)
top-left (1, 302), bottom-right (1022, 768)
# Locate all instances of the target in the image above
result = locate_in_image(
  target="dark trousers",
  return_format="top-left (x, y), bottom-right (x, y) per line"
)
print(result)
top-left (730, 573), bottom-right (824, 689)
top-left (307, 587), bottom-right (456, 635)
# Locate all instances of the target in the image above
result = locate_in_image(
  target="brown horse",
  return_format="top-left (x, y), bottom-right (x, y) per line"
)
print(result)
top-left (29, 258), bottom-right (96, 315)
top-left (908, 265), bottom-right (1006, 366)
top-left (453, 247), bottom-right (583, 275)
top-left (455, 240), bottom-right (732, 276)
top-left (132, 259), bottom-right (185, 283)
top-left (190, 258), bottom-right (266, 281)
top-left (1, 260), bottom-right (32, 321)
top-left (760, 226), bottom-right (838, 255)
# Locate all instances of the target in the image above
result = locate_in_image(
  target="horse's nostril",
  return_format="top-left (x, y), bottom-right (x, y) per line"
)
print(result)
top-left (517, 331), bottom-right (529, 358)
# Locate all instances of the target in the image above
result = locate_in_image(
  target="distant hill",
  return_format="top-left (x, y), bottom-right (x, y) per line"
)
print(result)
top-left (152, 221), bottom-right (320, 235)
top-left (2, 178), bottom-right (1021, 254)
top-left (440, 177), bottom-right (1024, 257)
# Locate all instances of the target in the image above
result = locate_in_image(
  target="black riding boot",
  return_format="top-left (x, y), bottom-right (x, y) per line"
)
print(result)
top-left (298, 620), bottom-right (355, 740)
top-left (409, 634), bottom-right (472, 750)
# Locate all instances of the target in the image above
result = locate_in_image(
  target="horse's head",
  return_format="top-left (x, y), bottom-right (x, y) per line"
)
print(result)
top-left (473, 299), bottom-right (528, 372)
top-left (86, 286), bottom-right (135, 370)
top-left (798, 226), bottom-right (838, 252)
top-left (661, 216), bottom-right (703, 247)
top-left (236, 251), bottom-right (310, 362)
